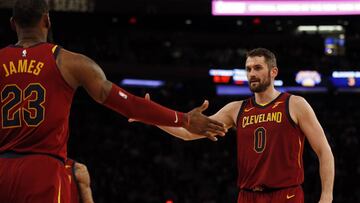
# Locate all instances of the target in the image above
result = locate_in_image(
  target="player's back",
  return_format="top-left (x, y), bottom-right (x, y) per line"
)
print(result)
top-left (0, 42), bottom-right (74, 160)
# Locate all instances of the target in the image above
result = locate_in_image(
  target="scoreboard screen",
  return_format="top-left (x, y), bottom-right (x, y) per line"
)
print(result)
top-left (331, 71), bottom-right (360, 88)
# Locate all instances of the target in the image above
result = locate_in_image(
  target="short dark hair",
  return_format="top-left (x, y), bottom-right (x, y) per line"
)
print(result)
top-left (246, 48), bottom-right (277, 68)
top-left (13, 0), bottom-right (49, 28)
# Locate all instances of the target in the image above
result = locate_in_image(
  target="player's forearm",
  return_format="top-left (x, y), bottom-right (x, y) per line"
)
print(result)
top-left (158, 126), bottom-right (205, 141)
top-left (102, 83), bottom-right (188, 127)
top-left (78, 184), bottom-right (94, 203)
top-left (318, 147), bottom-right (335, 202)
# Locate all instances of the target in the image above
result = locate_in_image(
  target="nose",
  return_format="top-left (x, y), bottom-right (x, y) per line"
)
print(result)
top-left (247, 68), bottom-right (256, 78)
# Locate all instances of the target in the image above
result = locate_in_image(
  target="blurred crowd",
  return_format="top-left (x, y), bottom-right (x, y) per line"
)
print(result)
top-left (2, 11), bottom-right (359, 73)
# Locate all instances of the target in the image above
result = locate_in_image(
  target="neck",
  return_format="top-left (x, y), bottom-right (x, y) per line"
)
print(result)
top-left (16, 27), bottom-right (47, 47)
top-left (254, 86), bottom-right (280, 105)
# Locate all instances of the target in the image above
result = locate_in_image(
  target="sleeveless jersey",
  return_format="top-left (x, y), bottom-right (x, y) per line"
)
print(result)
top-left (236, 93), bottom-right (305, 189)
top-left (0, 43), bottom-right (74, 161)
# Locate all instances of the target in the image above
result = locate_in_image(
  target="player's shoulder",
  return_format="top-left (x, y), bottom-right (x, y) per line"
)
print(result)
top-left (59, 47), bottom-right (85, 59)
top-left (225, 100), bottom-right (244, 110)
top-left (219, 100), bottom-right (246, 119)
top-left (60, 48), bottom-right (92, 62)
top-left (288, 94), bottom-right (307, 106)
top-left (214, 100), bottom-right (244, 117)
top-left (58, 47), bottom-right (95, 66)
top-left (231, 97), bottom-right (255, 110)
top-left (288, 94), bottom-right (313, 117)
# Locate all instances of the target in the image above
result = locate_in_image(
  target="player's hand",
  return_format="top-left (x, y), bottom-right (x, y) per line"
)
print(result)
top-left (129, 94), bottom-right (226, 141)
top-left (183, 100), bottom-right (226, 141)
top-left (74, 162), bottom-right (91, 188)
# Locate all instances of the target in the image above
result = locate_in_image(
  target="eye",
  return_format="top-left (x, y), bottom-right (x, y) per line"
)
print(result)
top-left (254, 65), bottom-right (263, 70)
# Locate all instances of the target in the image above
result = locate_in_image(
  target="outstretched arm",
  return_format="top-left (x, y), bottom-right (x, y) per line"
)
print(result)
top-left (158, 100), bottom-right (233, 141)
top-left (132, 94), bottom-right (241, 141)
top-left (57, 49), bottom-right (225, 136)
top-left (290, 96), bottom-right (334, 203)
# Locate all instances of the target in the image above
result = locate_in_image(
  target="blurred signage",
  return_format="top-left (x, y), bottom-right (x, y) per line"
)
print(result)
top-left (212, 0), bottom-right (360, 16)
top-left (0, 0), bottom-right (95, 12)
top-left (295, 71), bottom-right (322, 87)
top-left (50, 0), bottom-right (95, 12)
top-left (209, 68), bottom-right (283, 86)
top-left (331, 71), bottom-right (360, 87)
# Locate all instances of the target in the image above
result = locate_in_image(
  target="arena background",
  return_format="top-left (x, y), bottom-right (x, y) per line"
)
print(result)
top-left (1, 0), bottom-right (360, 202)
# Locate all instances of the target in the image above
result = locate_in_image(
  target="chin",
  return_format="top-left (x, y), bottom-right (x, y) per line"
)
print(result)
top-left (250, 88), bottom-right (259, 93)
top-left (250, 85), bottom-right (260, 93)
top-left (250, 86), bottom-right (268, 93)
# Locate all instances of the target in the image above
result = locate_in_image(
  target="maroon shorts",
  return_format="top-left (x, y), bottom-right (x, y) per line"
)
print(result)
top-left (65, 159), bottom-right (80, 203)
top-left (238, 185), bottom-right (304, 203)
top-left (0, 153), bottom-right (70, 203)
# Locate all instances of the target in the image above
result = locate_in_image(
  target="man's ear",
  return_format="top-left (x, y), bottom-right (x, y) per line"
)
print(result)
top-left (271, 66), bottom-right (278, 78)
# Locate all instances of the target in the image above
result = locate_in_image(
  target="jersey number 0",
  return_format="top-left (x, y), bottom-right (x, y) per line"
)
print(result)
top-left (1, 83), bottom-right (45, 128)
top-left (254, 127), bottom-right (266, 153)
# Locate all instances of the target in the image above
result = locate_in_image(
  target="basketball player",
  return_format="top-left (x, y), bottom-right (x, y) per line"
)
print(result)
top-left (0, 0), bottom-right (226, 202)
top-left (151, 48), bottom-right (335, 202)
top-left (65, 159), bottom-right (94, 203)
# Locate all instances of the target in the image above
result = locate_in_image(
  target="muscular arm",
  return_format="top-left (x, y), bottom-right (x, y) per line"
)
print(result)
top-left (58, 49), bottom-right (187, 125)
top-left (57, 49), bottom-right (111, 103)
top-left (158, 101), bottom-right (242, 141)
top-left (56, 49), bottom-right (225, 135)
top-left (290, 96), bottom-right (334, 203)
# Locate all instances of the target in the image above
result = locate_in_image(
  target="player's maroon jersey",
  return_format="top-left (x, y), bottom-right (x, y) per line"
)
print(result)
top-left (0, 43), bottom-right (74, 161)
top-left (236, 93), bottom-right (305, 189)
